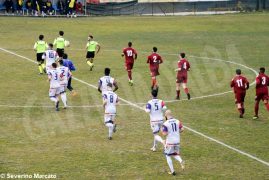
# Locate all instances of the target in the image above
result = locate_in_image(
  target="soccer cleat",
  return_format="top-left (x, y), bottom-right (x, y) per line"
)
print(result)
top-left (63, 106), bottom-right (67, 109)
top-left (181, 161), bottom-right (185, 171)
top-left (39, 72), bottom-right (43, 75)
top-left (90, 64), bottom-right (94, 71)
top-left (150, 147), bottom-right (156, 152)
top-left (129, 80), bottom-right (134, 86)
top-left (55, 101), bottom-right (60, 111)
top-left (239, 114), bottom-right (243, 118)
top-left (168, 171), bottom-right (176, 176)
top-left (187, 93), bottom-right (191, 100)
top-left (108, 137), bottom-right (112, 140)
top-left (253, 116), bottom-right (259, 120)
top-left (176, 96), bottom-right (180, 100)
top-left (71, 91), bottom-right (77, 96)
top-left (113, 124), bottom-right (117, 133)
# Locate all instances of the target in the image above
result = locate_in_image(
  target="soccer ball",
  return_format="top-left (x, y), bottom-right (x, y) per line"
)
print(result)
top-left (65, 40), bottom-right (70, 47)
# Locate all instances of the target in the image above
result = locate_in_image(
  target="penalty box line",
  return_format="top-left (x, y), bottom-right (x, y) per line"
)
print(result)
top-left (0, 47), bottom-right (268, 168)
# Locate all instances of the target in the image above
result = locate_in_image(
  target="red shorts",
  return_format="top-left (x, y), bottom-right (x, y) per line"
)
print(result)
top-left (176, 75), bottom-right (188, 83)
top-left (255, 92), bottom-right (269, 101)
top-left (234, 92), bottom-right (246, 104)
top-left (125, 62), bottom-right (134, 71)
top-left (150, 69), bottom-right (160, 77)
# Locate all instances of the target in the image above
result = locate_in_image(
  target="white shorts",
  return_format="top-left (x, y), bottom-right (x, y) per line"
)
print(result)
top-left (49, 87), bottom-right (61, 97)
top-left (164, 145), bottom-right (180, 156)
top-left (150, 121), bottom-right (163, 134)
top-left (59, 84), bottom-right (67, 94)
top-left (104, 114), bottom-right (116, 124)
top-left (46, 66), bottom-right (52, 73)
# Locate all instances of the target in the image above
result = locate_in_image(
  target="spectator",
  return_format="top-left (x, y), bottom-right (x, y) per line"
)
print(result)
top-left (26, 0), bottom-right (33, 15)
top-left (57, 0), bottom-right (65, 14)
top-left (4, 0), bottom-right (15, 14)
top-left (46, 0), bottom-right (54, 15)
top-left (17, 0), bottom-right (24, 14)
top-left (68, 0), bottom-right (75, 17)
top-left (75, 1), bottom-right (83, 14)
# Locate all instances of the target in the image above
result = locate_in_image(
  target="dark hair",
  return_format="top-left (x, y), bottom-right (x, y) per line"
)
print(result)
top-left (89, 34), bottom-right (93, 39)
top-left (104, 68), bottom-right (110, 76)
top-left (180, 52), bottom-right (185, 58)
top-left (151, 90), bottom-right (158, 98)
top-left (48, 43), bottom-right (53, 48)
top-left (260, 67), bottom-right (265, 73)
top-left (236, 69), bottom-right (241, 75)
top-left (59, 31), bottom-right (64, 36)
top-left (63, 53), bottom-right (68, 59)
top-left (58, 59), bottom-right (63, 65)
top-left (39, 35), bottom-right (44, 40)
top-left (153, 47), bottom-right (157, 52)
top-left (52, 63), bottom-right (57, 68)
top-left (128, 42), bottom-right (132, 47)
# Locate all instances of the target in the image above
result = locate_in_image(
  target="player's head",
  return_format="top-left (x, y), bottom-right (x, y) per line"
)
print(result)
top-left (164, 110), bottom-right (172, 120)
top-left (52, 62), bottom-right (57, 69)
top-left (59, 31), bottom-right (64, 36)
top-left (58, 59), bottom-right (64, 65)
top-left (39, 35), bottom-right (44, 40)
top-left (128, 42), bottom-right (132, 47)
top-left (236, 69), bottom-right (241, 75)
top-left (153, 47), bottom-right (157, 52)
top-left (63, 53), bottom-right (68, 59)
top-left (88, 34), bottom-right (93, 41)
top-left (180, 52), bottom-right (185, 59)
top-left (260, 67), bottom-right (265, 73)
top-left (48, 43), bottom-right (53, 49)
top-left (151, 89), bottom-right (158, 98)
top-left (104, 68), bottom-right (110, 76)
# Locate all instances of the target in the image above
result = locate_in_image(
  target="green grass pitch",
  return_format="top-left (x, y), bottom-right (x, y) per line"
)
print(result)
top-left (0, 14), bottom-right (269, 179)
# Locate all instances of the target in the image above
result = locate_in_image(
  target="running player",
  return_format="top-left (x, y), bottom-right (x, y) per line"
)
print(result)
top-left (86, 34), bottom-right (100, 71)
top-left (98, 68), bottom-right (118, 94)
top-left (253, 67), bottom-right (269, 119)
top-left (175, 52), bottom-right (191, 100)
top-left (33, 34), bottom-right (48, 74)
top-left (103, 83), bottom-right (118, 140)
top-left (162, 110), bottom-right (185, 176)
top-left (42, 43), bottom-right (58, 73)
top-left (57, 59), bottom-right (72, 109)
top-left (230, 69), bottom-right (249, 118)
top-left (53, 30), bottom-right (69, 59)
top-left (47, 63), bottom-right (61, 111)
top-left (145, 89), bottom-right (167, 152)
top-left (62, 53), bottom-right (77, 96)
top-left (122, 42), bottom-right (137, 86)
top-left (147, 47), bottom-right (163, 91)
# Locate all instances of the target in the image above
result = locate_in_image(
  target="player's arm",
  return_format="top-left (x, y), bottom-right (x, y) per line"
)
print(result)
top-left (161, 125), bottom-right (168, 136)
top-left (256, 76), bottom-right (261, 85)
top-left (113, 81), bottom-right (118, 92)
top-left (230, 79), bottom-right (235, 88)
top-left (53, 39), bottom-right (57, 45)
top-left (96, 44), bottom-right (101, 54)
top-left (121, 49), bottom-right (125, 57)
top-left (245, 78), bottom-right (250, 90)
top-left (187, 61), bottom-right (190, 71)
top-left (33, 42), bottom-right (37, 51)
top-left (179, 121), bottom-right (184, 133)
top-left (102, 94), bottom-right (107, 109)
top-left (116, 96), bottom-right (119, 105)
top-left (134, 50), bottom-right (137, 60)
top-left (147, 56), bottom-right (150, 64)
top-left (98, 80), bottom-right (102, 93)
top-left (159, 56), bottom-right (163, 64)
top-left (47, 72), bottom-right (52, 82)
top-left (161, 101), bottom-right (167, 112)
top-left (145, 103), bottom-right (151, 113)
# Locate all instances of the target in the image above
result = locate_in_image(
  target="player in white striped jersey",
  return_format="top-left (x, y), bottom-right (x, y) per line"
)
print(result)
top-left (162, 110), bottom-right (184, 176)
top-left (103, 83), bottom-right (119, 140)
top-left (98, 68), bottom-right (118, 94)
top-left (57, 59), bottom-right (72, 109)
top-left (47, 63), bottom-right (61, 111)
top-left (145, 89), bottom-right (167, 152)
top-left (42, 43), bottom-right (59, 73)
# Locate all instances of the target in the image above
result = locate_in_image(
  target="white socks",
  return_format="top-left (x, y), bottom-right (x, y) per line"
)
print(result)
top-left (153, 134), bottom-right (164, 148)
top-left (166, 156), bottom-right (174, 173)
top-left (106, 123), bottom-right (114, 137)
top-left (174, 155), bottom-right (183, 164)
top-left (61, 93), bottom-right (67, 107)
top-left (50, 97), bottom-right (58, 103)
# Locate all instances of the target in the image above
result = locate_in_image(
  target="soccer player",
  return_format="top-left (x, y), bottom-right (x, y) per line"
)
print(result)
top-left (103, 83), bottom-right (119, 140)
top-left (162, 110), bottom-right (185, 176)
top-left (253, 67), bottom-right (269, 119)
top-left (122, 42), bottom-right (137, 86)
top-left (98, 68), bottom-right (118, 94)
top-left (33, 34), bottom-right (48, 74)
top-left (175, 52), bottom-right (191, 100)
top-left (62, 53), bottom-right (77, 96)
top-left (57, 59), bottom-right (72, 108)
top-left (53, 30), bottom-right (69, 59)
top-left (147, 47), bottom-right (163, 91)
top-left (47, 63), bottom-right (61, 111)
top-left (42, 43), bottom-right (58, 73)
top-left (145, 89), bottom-right (167, 152)
top-left (230, 69), bottom-right (249, 118)
top-left (85, 34), bottom-right (100, 71)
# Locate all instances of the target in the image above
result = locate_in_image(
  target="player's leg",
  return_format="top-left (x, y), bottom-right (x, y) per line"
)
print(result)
top-left (127, 63), bottom-right (134, 85)
top-left (164, 147), bottom-right (176, 175)
top-left (60, 86), bottom-right (67, 108)
top-left (182, 80), bottom-right (190, 100)
top-left (236, 94), bottom-right (243, 118)
top-left (40, 59), bottom-right (46, 73)
top-left (105, 115), bottom-right (114, 140)
top-left (263, 97), bottom-right (269, 111)
top-left (172, 146), bottom-right (185, 170)
top-left (37, 53), bottom-right (43, 74)
top-left (49, 88), bottom-right (60, 111)
top-left (176, 82), bottom-right (181, 100)
top-left (253, 96), bottom-right (261, 119)
top-left (151, 123), bottom-right (163, 151)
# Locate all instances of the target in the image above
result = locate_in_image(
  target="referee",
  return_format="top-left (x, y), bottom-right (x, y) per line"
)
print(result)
top-left (33, 34), bottom-right (48, 74)
top-left (85, 34), bottom-right (100, 71)
top-left (53, 30), bottom-right (68, 59)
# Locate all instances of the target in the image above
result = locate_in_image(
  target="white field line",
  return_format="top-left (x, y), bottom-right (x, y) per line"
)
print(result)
top-left (1, 47), bottom-right (268, 167)
top-left (0, 104), bottom-right (130, 108)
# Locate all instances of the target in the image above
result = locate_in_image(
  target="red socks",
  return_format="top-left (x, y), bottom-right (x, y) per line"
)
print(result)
top-left (128, 70), bottom-right (132, 80)
top-left (176, 90), bottom-right (180, 97)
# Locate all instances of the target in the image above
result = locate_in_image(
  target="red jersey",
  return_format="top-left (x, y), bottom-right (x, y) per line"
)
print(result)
top-left (147, 52), bottom-right (163, 71)
top-left (177, 58), bottom-right (190, 76)
top-left (230, 75), bottom-right (249, 93)
top-left (255, 73), bottom-right (269, 95)
top-left (122, 47), bottom-right (137, 63)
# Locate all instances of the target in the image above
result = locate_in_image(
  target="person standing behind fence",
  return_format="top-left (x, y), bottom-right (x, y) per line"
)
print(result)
top-left (4, 0), bottom-right (14, 14)
top-left (67, 0), bottom-right (75, 17)
top-left (16, 0), bottom-right (24, 14)
top-left (57, 0), bottom-right (65, 15)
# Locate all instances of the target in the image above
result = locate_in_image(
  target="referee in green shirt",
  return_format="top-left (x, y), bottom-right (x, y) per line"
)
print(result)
top-left (85, 34), bottom-right (100, 71)
top-left (53, 31), bottom-right (69, 59)
top-left (33, 34), bottom-right (48, 74)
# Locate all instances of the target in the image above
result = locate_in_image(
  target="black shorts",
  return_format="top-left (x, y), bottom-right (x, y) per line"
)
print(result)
top-left (36, 53), bottom-right (44, 63)
top-left (86, 51), bottom-right (95, 59)
top-left (57, 48), bottom-right (64, 57)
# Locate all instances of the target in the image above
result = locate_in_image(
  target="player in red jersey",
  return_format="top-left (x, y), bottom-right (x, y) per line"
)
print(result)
top-left (122, 42), bottom-right (137, 86)
top-left (253, 67), bottom-right (269, 119)
top-left (175, 52), bottom-right (191, 100)
top-left (147, 47), bottom-right (163, 91)
top-left (230, 69), bottom-right (249, 118)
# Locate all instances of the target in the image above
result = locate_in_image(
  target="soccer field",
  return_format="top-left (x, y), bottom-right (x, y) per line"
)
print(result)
top-left (0, 14), bottom-right (269, 179)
